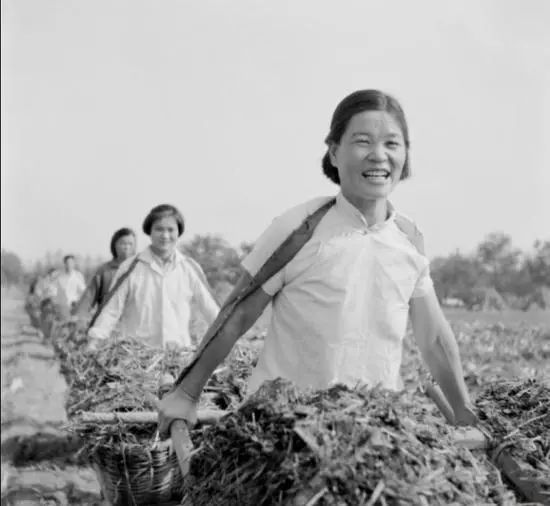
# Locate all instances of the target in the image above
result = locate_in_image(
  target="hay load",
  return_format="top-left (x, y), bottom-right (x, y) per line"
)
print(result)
top-left (476, 378), bottom-right (550, 504)
top-left (182, 379), bottom-right (516, 506)
top-left (46, 323), bottom-right (257, 505)
top-left (49, 323), bottom-right (255, 460)
top-left (51, 323), bottom-right (193, 416)
top-left (44, 320), bottom-right (548, 505)
top-left (51, 322), bottom-right (258, 417)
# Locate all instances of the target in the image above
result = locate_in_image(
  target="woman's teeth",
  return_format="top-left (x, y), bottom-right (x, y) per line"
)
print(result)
top-left (362, 170), bottom-right (390, 182)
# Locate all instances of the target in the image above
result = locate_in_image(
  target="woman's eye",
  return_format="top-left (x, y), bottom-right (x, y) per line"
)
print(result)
top-left (386, 141), bottom-right (400, 148)
top-left (355, 139), bottom-right (370, 144)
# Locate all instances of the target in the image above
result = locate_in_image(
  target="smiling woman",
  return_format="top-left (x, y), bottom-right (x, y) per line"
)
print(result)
top-left (155, 89), bottom-right (478, 433)
top-left (322, 89), bottom-right (411, 186)
top-left (72, 227), bottom-right (137, 317)
top-left (87, 204), bottom-right (220, 349)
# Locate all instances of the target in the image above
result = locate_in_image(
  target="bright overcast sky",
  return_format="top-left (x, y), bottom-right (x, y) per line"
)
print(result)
top-left (2, 0), bottom-right (549, 265)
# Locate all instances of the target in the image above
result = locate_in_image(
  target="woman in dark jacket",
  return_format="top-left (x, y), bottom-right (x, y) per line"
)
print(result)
top-left (73, 228), bottom-right (137, 317)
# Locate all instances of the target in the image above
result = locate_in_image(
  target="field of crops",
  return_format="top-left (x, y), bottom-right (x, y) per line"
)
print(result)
top-left (1, 295), bottom-right (549, 505)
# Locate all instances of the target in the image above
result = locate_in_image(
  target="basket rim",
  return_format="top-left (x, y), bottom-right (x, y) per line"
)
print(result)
top-left (93, 436), bottom-right (175, 453)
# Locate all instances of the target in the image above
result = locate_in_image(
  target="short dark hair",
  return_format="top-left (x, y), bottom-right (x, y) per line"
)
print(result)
top-left (322, 89), bottom-right (411, 185)
top-left (109, 227), bottom-right (136, 258)
top-left (63, 255), bottom-right (75, 263)
top-left (142, 204), bottom-right (185, 237)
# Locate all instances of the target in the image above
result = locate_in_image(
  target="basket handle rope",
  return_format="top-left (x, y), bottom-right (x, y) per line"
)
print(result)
top-left (173, 198), bottom-right (337, 387)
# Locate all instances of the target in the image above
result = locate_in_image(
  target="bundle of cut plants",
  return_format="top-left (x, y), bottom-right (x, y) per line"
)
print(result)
top-left (47, 323), bottom-right (185, 415)
top-left (50, 321), bottom-right (259, 415)
top-left (476, 378), bottom-right (550, 504)
top-left (182, 378), bottom-right (516, 506)
top-left (54, 333), bottom-right (221, 504)
top-left (49, 320), bottom-right (261, 504)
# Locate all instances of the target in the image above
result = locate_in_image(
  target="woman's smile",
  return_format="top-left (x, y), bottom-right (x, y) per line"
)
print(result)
top-left (361, 168), bottom-right (392, 184)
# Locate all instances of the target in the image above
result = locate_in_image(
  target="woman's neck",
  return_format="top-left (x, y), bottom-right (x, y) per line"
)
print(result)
top-left (150, 246), bottom-right (174, 263)
top-left (343, 192), bottom-right (388, 226)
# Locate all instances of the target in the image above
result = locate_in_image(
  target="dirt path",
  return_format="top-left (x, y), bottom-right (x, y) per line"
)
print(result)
top-left (1, 294), bottom-right (102, 505)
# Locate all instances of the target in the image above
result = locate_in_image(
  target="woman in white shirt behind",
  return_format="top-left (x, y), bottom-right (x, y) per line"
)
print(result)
top-left (88, 204), bottom-right (220, 349)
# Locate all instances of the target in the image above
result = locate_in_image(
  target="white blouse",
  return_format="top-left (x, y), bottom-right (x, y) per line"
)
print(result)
top-left (88, 247), bottom-right (219, 348)
top-left (242, 192), bottom-right (434, 393)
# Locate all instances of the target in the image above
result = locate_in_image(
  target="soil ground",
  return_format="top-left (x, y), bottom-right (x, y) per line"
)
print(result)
top-left (1, 291), bottom-right (103, 505)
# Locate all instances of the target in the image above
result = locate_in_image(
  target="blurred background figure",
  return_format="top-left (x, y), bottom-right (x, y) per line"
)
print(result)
top-left (24, 276), bottom-right (43, 329)
top-left (30, 268), bottom-right (61, 338)
top-left (73, 228), bottom-right (137, 319)
top-left (35, 268), bottom-right (59, 302)
top-left (88, 204), bottom-right (219, 349)
top-left (54, 255), bottom-right (86, 318)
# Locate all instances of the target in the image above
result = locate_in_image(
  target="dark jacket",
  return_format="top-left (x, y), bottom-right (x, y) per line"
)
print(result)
top-left (72, 259), bottom-right (122, 316)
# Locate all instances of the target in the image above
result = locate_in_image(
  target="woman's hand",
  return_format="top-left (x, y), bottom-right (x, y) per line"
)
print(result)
top-left (157, 387), bottom-right (199, 438)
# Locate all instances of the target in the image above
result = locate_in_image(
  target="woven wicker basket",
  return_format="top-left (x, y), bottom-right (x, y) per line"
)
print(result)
top-left (92, 438), bottom-right (186, 506)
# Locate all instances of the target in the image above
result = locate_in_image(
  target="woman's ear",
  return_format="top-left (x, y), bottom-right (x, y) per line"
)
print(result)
top-left (328, 143), bottom-right (339, 167)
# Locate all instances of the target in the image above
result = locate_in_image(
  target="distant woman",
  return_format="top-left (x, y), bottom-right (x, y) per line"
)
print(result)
top-left (73, 228), bottom-right (137, 317)
top-left (87, 205), bottom-right (219, 349)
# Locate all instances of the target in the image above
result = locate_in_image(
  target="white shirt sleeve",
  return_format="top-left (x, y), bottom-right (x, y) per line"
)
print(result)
top-left (395, 216), bottom-right (435, 300)
top-left (240, 199), bottom-right (328, 296)
top-left (88, 262), bottom-right (131, 340)
top-left (411, 263), bottom-right (435, 299)
top-left (188, 259), bottom-right (220, 325)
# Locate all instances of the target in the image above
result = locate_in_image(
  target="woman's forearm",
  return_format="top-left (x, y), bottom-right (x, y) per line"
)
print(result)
top-left (177, 289), bottom-right (271, 399)
top-left (178, 316), bottom-right (245, 398)
top-left (423, 322), bottom-right (471, 409)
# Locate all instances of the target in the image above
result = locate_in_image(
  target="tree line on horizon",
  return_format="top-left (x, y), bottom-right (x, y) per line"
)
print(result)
top-left (2, 232), bottom-right (549, 311)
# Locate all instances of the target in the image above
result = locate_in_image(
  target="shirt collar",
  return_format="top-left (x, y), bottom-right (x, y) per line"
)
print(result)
top-left (335, 191), bottom-right (396, 230)
top-left (140, 247), bottom-right (185, 270)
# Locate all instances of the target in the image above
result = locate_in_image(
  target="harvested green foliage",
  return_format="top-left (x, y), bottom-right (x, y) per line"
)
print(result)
top-left (48, 319), bottom-right (549, 504)
top-left (49, 323), bottom-right (258, 454)
top-left (183, 379), bottom-right (517, 506)
top-left (476, 378), bottom-right (550, 501)
top-left (51, 323), bottom-right (193, 416)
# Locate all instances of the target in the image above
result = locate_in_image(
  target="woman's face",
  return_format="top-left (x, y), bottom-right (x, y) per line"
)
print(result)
top-left (115, 235), bottom-right (136, 260)
top-left (150, 216), bottom-right (179, 255)
top-left (329, 110), bottom-right (407, 203)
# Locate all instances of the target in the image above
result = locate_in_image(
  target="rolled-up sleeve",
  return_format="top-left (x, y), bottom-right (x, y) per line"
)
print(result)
top-left (411, 261), bottom-right (435, 299)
